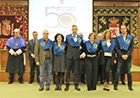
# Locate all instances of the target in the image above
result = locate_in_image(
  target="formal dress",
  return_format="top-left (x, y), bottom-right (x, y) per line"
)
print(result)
top-left (51, 41), bottom-right (66, 89)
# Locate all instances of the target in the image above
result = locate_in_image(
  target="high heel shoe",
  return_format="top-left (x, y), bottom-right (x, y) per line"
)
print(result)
top-left (103, 83), bottom-right (106, 90)
top-left (106, 84), bottom-right (110, 91)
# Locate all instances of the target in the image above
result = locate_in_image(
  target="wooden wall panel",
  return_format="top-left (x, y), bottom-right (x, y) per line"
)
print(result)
top-left (0, 50), bottom-right (30, 71)
top-left (0, 71), bottom-right (139, 82)
top-left (0, 0), bottom-right (28, 5)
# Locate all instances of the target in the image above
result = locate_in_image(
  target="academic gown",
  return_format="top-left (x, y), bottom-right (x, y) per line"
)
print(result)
top-left (98, 39), bottom-right (116, 66)
top-left (5, 37), bottom-right (27, 74)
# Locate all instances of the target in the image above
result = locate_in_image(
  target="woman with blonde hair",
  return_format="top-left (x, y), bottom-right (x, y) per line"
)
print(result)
top-left (98, 29), bottom-right (116, 91)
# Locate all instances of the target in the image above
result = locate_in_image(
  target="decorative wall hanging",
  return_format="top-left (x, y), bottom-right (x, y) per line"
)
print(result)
top-left (94, 6), bottom-right (138, 48)
top-left (0, 5), bottom-right (28, 48)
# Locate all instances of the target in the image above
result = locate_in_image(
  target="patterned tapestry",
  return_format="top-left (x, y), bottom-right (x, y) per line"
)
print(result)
top-left (0, 5), bottom-right (28, 48)
top-left (93, 6), bottom-right (138, 48)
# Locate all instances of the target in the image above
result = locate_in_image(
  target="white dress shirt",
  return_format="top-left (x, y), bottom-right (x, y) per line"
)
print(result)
top-left (72, 34), bottom-right (77, 42)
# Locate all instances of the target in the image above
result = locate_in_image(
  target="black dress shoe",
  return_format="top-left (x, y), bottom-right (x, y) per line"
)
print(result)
top-left (114, 86), bottom-right (118, 90)
top-left (53, 81), bottom-right (56, 84)
top-left (81, 81), bottom-right (86, 84)
top-left (88, 89), bottom-right (92, 91)
top-left (122, 81), bottom-right (126, 85)
top-left (101, 81), bottom-right (104, 84)
top-left (37, 81), bottom-right (40, 83)
top-left (64, 86), bottom-right (69, 91)
top-left (19, 81), bottom-right (23, 84)
top-left (129, 86), bottom-right (133, 91)
top-left (29, 81), bottom-right (33, 84)
top-left (112, 81), bottom-right (114, 84)
top-left (62, 81), bottom-right (65, 84)
top-left (8, 81), bottom-right (13, 84)
top-left (55, 86), bottom-right (59, 91)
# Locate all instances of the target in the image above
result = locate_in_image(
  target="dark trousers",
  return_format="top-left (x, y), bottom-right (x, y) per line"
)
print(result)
top-left (112, 62), bottom-right (125, 83)
top-left (114, 62), bottom-right (132, 87)
top-left (103, 57), bottom-right (112, 84)
top-left (79, 59), bottom-right (86, 82)
top-left (9, 73), bottom-right (23, 82)
top-left (81, 74), bottom-right (85, 82)
top-left (29, 59), bottom-right (40, 82)
top-left (85, 57), bottom-right (98, 90)
top-left (121, 74), bottom-right (125, 82)
top-left (55, 72), bottom-right (64, 87)
top-left (97, 64), bottom-right (104, 83)
top-left (66, 58), bottom-right (79, 87)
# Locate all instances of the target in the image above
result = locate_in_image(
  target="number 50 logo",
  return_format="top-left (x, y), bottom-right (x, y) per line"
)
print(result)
top-left (45, 8), bottom-right (76, 28)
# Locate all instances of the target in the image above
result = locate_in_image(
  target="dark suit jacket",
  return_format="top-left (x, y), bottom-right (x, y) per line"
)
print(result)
top-left (27, 39), bottom-right (35, 60)
top-left (65, 37), bottom-right (84, 60)
top-left (115, 36), bottom-right (134, 63)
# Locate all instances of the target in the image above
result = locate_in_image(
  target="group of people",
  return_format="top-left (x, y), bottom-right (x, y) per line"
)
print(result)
top-left (5, 24), bottom-right (134, 91)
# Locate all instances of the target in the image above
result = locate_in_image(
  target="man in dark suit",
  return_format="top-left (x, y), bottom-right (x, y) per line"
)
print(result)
top-left (114, 24), bottom-right (134, 91)
top-left (27, 31), bottom-right (40, 84)
top-left (64, 25), bottom-right (83, 91)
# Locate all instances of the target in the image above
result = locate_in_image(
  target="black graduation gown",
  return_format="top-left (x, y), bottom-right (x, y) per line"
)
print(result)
top-left (6, 46), bottom-right (26, 74)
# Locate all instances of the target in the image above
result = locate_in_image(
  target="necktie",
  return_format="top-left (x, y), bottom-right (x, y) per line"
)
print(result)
top-left (33, 40), bottom-right (36, 47)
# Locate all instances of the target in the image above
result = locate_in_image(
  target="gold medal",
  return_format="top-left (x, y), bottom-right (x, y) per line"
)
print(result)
top-left (16, 43), bottom-right (17, 45)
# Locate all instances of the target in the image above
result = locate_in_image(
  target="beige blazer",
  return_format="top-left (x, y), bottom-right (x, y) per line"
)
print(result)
top-left (34, 39), bottom-right (52, 65)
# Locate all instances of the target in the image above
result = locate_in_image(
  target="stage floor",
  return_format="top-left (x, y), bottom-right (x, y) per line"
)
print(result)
top-left (0, 82), bottom-right (140, 98)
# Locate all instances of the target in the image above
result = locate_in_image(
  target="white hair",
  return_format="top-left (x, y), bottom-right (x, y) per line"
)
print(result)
top-left (14, 29), bottom-right (20, 33)
top-left (97, 33), bottom-right (103, 37)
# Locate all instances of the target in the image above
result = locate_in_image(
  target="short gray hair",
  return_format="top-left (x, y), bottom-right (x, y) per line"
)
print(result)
top-left (97, 33), bottom-right (103, 37)
top-left (14, 29), bottom-right (20, 33)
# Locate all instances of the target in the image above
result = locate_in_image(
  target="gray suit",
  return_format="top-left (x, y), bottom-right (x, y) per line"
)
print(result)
top-left (27, 39), bottom-right (39, 82)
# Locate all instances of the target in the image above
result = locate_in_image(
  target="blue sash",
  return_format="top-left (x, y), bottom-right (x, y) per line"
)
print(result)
top-left (38, 38), bottom-right (52, 50)
top-left (53, 42), bottom-right (66, 56)
top-left (117, 34), bottom-right (133, 51)
top-left (101, 38), bottom-right (115, 52)
top-left (66, 34), bottom-right (83, 47)
top-left (85, 40), bottom-right (99, 53)
top-left (5, 36), bottom-right (27, 49)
